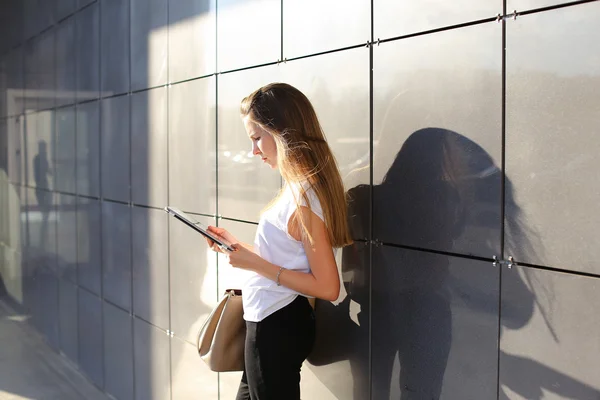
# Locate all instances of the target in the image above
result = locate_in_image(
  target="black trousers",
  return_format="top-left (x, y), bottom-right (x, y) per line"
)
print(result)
top-left (235, 295), bottom-right (316, 400)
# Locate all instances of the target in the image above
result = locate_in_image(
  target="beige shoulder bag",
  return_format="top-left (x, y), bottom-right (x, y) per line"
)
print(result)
top-left (196, 289), bottom-right (246, 372)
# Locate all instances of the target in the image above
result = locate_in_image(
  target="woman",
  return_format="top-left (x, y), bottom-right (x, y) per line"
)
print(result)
top-left (205, 82), bottom-right (353, 399)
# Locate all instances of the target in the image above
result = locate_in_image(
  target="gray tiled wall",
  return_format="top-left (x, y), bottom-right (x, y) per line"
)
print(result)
top-left (0, 1), bottom-right (599, 399)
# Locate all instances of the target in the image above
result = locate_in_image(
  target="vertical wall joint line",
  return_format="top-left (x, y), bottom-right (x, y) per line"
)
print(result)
top-left (368, 0), bottom-right (374, 398)
top-left (496, 1), bottom-right (507, 398)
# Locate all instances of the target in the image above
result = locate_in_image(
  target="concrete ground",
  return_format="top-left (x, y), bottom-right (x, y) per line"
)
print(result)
top-left (0, 299), bottom-right (109, 400)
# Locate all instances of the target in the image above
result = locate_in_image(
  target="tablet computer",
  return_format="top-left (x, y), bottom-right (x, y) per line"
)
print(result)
top-left (164, 206), bottom-right (235, 252)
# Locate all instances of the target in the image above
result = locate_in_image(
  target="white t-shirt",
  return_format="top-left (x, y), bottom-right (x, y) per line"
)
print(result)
top-left (242, 183), bottom-right (331, 322)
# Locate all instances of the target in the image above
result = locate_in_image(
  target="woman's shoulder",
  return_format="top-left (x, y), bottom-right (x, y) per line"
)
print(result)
top-left (288, 182), bottom-right (324, 221)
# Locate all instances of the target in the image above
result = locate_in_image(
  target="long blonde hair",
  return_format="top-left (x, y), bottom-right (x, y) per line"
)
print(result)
top-left (240, 83), bottom-right (353, 248)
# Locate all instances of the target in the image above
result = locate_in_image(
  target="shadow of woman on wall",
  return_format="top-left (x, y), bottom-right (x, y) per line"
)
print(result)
top-left (314, 127), bottom-right (495, 398)
top-left (363, 127), bottom-right (471, 399)
top-left (309, 125), bottom-right (600, 399)
top-left (341, 127), bottom-right (520, 398)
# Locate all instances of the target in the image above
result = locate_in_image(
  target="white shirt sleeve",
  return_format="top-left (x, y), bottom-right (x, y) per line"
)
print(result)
top-left (287, 184), bottom-right (325, 223)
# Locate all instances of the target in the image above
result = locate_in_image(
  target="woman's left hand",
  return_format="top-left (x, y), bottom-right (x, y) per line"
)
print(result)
top-left (226, 244), bottom-right (265, 271)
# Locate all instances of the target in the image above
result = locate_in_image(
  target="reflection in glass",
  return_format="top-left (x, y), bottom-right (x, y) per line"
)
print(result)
top-left (76, 100), bottom-right (100, 197)
top-left (101, 201), bottom-right (132, 311)
top-left (349, 129), bottom-right (504, 397)
top-left (77, 196), bottom-right (102, 295)
top-left (373, 23), bottom-right (502, 256)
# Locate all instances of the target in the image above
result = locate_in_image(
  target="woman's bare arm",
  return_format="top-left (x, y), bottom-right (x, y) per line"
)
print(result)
top-left (250, 207), bottom-right (340, 301)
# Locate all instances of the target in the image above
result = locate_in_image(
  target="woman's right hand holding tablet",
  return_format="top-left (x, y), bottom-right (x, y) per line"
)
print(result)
top-left (205, 226), bottom-right (238, 253)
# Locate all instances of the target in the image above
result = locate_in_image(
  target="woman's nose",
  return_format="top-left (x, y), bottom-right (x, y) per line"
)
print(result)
top-left (252, 142), bottom-right (261, 155)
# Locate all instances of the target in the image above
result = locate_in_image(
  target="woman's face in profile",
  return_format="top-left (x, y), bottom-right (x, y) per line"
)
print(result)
top-left (243, 115), bottom-right (278, 169)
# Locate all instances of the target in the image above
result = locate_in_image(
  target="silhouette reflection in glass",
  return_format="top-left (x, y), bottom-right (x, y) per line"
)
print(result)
top-left (343, 127), bottom-right (503, 398)
top-left (369, 128), bottom-right (471, 399)
top-left (33, 140), bottom-right (52, 249)
top-left (341, 127), bottom-right (600, 399)
top-left (311, 128), bottom-right (491, 399)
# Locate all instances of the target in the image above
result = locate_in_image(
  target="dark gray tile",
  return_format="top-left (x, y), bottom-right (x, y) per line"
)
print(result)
top-left (54, 107), bottom-right (76, 194)
top-left (505, 2), bottom-right (600, 274)
top-left (21, 0), bottom-right (36, 58)
top-left (76, 2), bottom-right (100, 101)
top-left (76, 100), bottom-right (100, 197)
top-left (500, 266), bottom-right (600, 399)
top-left (22, 255), bottom-right (37, 314)
top-left (102, 201), bottom-right (132, 311)
top-left (56, 0), bottom-right (78, 21)
top-left (23, 0), bottom-right (37, 40)
top-left (25, 40), bottom-right (39, 111)
top-left (78, 289), bottom-right (104, 387)
top-left (33, 270), bottom-right (60, 350)
top-left (169, 213), bottom-right (217, 344)
top-left (0, 2), bottom-right (23, 52)
top-left (132, 206), bottom-right (169, 330)
top-left (6, 48), bottom-right (24, 117)
top-left (77, 196), bottom-right (102, 295)
top-left (371, 246), bottom-right (498, 399)
top-left (168, 0), bottom-right (216, 82)
top-left (0, 23), bottom-right (8, 54)
top-left (217, 0), bottom-right (279, 71)
top-left (104, 301), bottom-right (134, 400)
top-left (168, 77), bottom-right (216, 215)
top-left (131, 87), bottom-right (167, 208)
top-left (131, 0), bottom-right (168, 90)
top-left (24, 0), bottom-right (53, 40)
top-left (170, 337), bottom-right (218, 399)
top-left (78, 0), bottom-right (96, 8)
top-left (217, 68), bottom-right (281, 222)
top-left (373, 22), bottom-right (502, 257)
top-left (101, 95), bottom-right (130, 202)
top-left (55, 16), bottom-right (76, 107)
top-left (283, 0), bottom-right (369, 58)
top-left (59, 278), bottom-right (78, 362)
top-left (134, 318), bottom-right (171, 400)
top-left (101, 0), bottom-right (130, 95)
top-left (39, 0), bottom-right (56, 33)
top-left (37, 29), bottom-right (55, 112)
top-left (375, 0), bottom-right (499, 40)
top-left (56, 193), bottom-right (78, 283)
